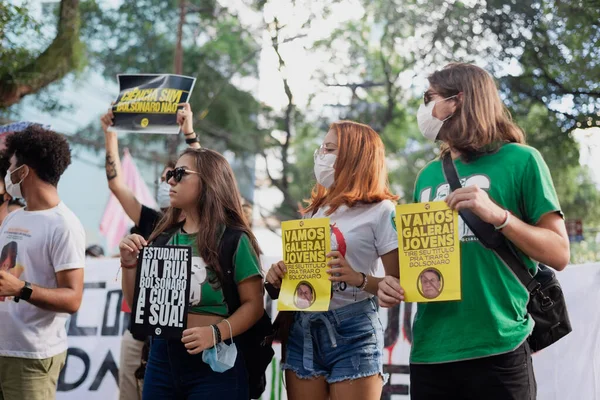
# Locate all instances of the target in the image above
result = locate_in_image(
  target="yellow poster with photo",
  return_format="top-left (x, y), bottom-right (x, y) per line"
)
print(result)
top-left (396, 201), bottom-right (461, 302)
top-left (278, 218), bottom-right (331, 311)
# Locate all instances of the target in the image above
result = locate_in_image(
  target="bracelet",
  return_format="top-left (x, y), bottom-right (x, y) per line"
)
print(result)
top-left (185, 137), bottom-right (199, 145)
top-left (357, 272), bottom-right (368, 291)
top-left (183, 131), bottom-right (196, 136)
top-left (120, 261), bottom-right (137, 269)
top-left (211, 324), bottom-right (222, 344)
top-left (494, 209), bottom-right (511, 231)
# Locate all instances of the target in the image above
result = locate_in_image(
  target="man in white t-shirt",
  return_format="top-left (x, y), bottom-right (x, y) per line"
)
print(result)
top-left (0, 126), bottom-right (85, 400)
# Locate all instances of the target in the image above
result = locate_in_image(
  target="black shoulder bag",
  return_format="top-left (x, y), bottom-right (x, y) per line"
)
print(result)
top-left (442, 154), bottom-right (572, 352)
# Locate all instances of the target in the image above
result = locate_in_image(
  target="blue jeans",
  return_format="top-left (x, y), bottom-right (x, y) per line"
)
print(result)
top-left (281, 297), bottom-right (387, 384)
top-left (142, 338), bottom-right (248, 400)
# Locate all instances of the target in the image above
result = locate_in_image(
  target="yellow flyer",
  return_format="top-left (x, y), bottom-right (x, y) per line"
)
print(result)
top-left (396, 201), bottom-right (461, 302)
top-left (279, 218), bottom-right (331, 311)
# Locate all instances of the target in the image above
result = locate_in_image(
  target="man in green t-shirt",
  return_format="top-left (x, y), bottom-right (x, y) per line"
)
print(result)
top-left (378, 63), bottom-right (570, 400)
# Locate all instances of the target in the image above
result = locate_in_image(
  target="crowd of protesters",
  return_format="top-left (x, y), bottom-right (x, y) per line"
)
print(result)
top-left (0, 63), bottom-right (569, 400)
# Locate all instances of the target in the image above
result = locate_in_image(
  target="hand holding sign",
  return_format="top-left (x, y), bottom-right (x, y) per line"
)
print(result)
top-left (445, 185), bottom-right (506, 226)
top-left (325, 251), bottom-right (363, 287)
top-left (377, 276), bottom-right (405, 308)
top-left (266, 261), bottom-right (287, 289)
top-left (176, 103), bottom-right (194, 135)
top-left (120, 234), bottom-right (147, 266)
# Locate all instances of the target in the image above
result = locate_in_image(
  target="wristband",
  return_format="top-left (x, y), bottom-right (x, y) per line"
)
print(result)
top-left (211, 324), bottom-right (222, 344)
top-left (183, 131), bottom-right (196, 136)
top-left (121, 261), bottom-right (137, 269)
top-left (185, 137), bottom-right (199, 145)
top-left (357, 272), bottom-right (368, 291)
top-left (494, 209), bottom-right (511, 231)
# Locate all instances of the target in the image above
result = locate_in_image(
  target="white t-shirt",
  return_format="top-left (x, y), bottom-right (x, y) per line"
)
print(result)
top-left (312, 200), bottom-right (398, 310)
top-left (0, 202), bottom-right (86, 359)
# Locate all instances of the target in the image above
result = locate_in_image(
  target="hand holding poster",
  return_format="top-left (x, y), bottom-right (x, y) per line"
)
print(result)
top-left (131, 246), bottom-right (192, 338)
top-left (279, 218), bottom-right (331, 311)
top-left (396, 201), bottom-right (461, 302)
top-left (112, 74), bottom-right (196, 134)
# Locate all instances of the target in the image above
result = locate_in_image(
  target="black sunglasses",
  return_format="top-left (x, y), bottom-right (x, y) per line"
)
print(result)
top-left (165, 167), bottom-right (201, 183)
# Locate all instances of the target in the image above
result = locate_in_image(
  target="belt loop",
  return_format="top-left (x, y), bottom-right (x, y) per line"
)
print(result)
top-left (300, 314), bottom-right (315, 372)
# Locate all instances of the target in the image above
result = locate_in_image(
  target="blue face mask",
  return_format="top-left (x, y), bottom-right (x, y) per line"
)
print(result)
top-left (202, 319), bottom-right (237, 372)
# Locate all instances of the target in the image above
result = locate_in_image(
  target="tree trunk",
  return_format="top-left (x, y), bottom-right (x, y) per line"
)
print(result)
top-left (0, 0), bottom-right (83, 108)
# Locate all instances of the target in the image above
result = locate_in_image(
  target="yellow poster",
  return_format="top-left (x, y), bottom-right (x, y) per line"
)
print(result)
top-left (279, 218), bottom-right (331, 311)
top-left (396, 201), bottom-right (461, 302)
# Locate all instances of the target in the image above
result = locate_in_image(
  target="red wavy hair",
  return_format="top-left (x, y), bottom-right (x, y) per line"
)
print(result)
top-left (303, 120), bottom-right (399, 216)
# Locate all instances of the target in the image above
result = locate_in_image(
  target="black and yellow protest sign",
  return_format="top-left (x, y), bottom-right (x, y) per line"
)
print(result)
top-left (112, 74), bottom-right (196, 134)
top-left (279, 218), bottom-right (331, 311)
top-left (396, 202), bottom-right (461, 302)
top-left (131, 245), bottom-right (192, 338)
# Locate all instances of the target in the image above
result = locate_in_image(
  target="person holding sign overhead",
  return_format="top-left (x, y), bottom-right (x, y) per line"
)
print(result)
top-left (377, 63), bottom-right (569, 400)
top-left (266, 121), bottom-right (400, 400)
top-left (101, 102), bottom-right (201, 400)
top-left (119, 147), bottom-right (264, 400)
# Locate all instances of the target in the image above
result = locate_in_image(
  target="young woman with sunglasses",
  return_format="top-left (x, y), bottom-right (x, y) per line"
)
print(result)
top-left (265, 121), bottom-right (400, 400)
top-left (119, 148), bottom-right (265, 399)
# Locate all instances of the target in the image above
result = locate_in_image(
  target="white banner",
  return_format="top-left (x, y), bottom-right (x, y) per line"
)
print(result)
top-left (58, 259), bottom-right (600, 400)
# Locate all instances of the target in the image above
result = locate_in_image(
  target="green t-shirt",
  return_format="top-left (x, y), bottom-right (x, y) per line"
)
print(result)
top-left (169, 232), bottom-right (262, 317)
top-left (410, 143), bottom-right (561, 363)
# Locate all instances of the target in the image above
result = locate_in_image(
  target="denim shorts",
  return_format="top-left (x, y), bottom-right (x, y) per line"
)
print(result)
top-left (281, 297), bottom-right (388, 384)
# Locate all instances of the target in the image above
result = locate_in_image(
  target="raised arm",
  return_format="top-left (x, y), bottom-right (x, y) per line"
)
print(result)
top-left (101, 109), bottom-right (143, 225)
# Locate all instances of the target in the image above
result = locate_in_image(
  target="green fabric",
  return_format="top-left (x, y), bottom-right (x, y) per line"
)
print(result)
top-left (410, 143), bottom-right (562, 363)
top-left (170, 232), bottom-right (262, 317)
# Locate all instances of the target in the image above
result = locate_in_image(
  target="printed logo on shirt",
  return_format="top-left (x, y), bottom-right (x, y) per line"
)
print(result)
top-left (0, 240), bottom-right (24, 301)
top-left (4, 227), bottom-right (32, 241)
top-left (189, 256), bottom-right (207, 306)
top-left (420, 174), bottom-right (491, 242)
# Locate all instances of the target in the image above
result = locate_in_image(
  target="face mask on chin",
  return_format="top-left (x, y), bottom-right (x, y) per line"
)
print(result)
top-left (416, 95), bottom-right (457, 141)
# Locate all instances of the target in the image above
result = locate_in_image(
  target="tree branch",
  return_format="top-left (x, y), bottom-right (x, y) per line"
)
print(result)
top-left (0, 0), bottom-right (83, 108)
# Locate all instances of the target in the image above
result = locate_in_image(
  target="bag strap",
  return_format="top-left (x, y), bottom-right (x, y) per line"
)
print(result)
top-left (218, 227), bottom-right (244, 313)
top-left (150, 221), bottom-right (185, 246)
top-left (441, 154), bottom-right (541, 293)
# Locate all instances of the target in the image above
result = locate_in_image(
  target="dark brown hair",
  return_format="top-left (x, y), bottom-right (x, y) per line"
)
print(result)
top-left (149, 148), bottom-right (261, 284)
top-left (428, 63), bottom-right (525, 158)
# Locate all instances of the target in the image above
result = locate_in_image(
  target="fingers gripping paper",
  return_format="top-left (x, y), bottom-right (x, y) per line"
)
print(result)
top-left (396, 202), bottom-right (461, 302)
top-left (131, 246), bottom-right (192, 338)
top-left (279, 218), bottom-right (331, 311)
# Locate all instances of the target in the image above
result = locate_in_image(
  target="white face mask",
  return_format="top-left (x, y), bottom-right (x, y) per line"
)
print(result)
top-left (4, 165), bottom-right (26, 199)
top-left (417, 95), bottom-right (457, 141)
top-left (313, 153), bottom-right (336, 189)
top-left (156, 181), bottom-right (171, 209)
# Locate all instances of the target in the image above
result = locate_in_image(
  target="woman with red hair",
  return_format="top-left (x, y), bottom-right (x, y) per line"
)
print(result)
top-left (266, 121), bottom-right (400, 400)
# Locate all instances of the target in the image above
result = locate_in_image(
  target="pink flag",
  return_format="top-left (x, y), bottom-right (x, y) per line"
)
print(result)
top-left (99, 149), bottom-right (158, 250)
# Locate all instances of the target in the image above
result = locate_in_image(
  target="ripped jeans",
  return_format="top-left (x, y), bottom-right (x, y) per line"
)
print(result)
top-left (281, 297), bottom-right (387, 384)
